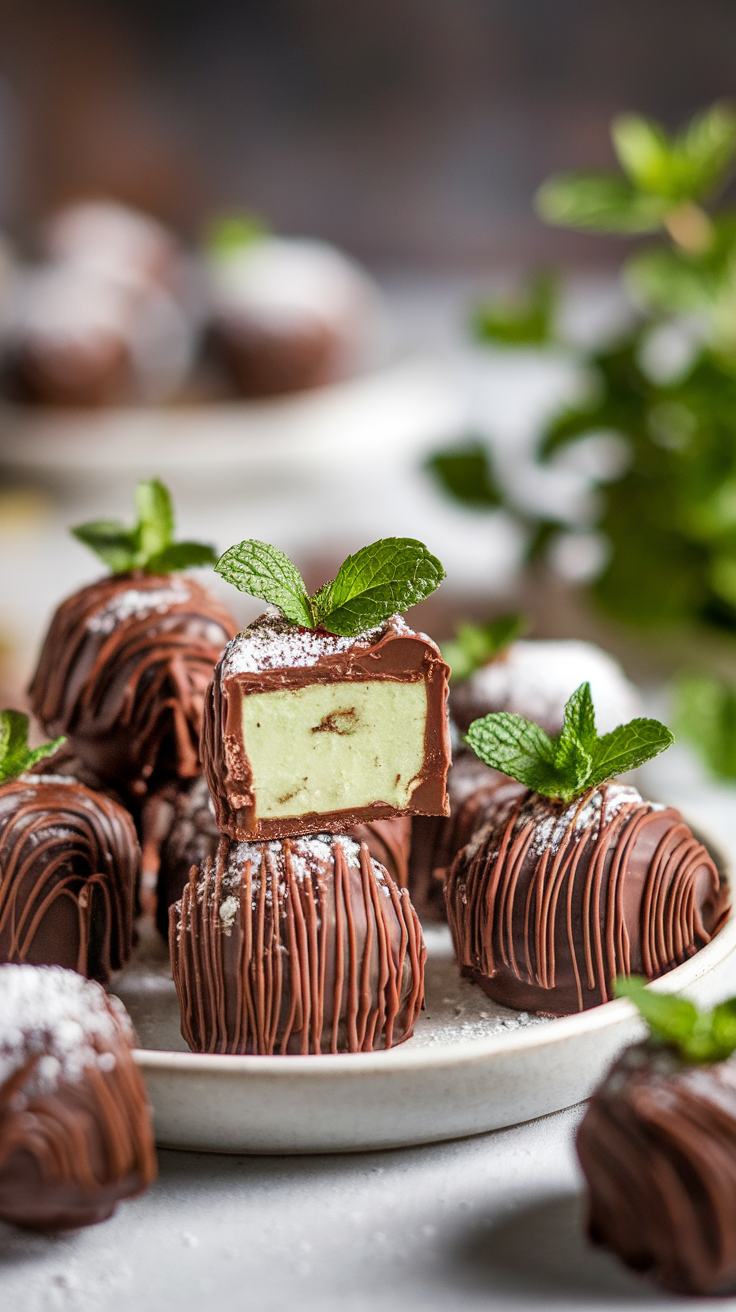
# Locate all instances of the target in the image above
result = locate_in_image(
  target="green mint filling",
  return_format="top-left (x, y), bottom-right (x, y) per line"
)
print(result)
top-left (0, 710), bottom-right (65, 785)
top-left (616, 976), bottom-right (736, 1064)
top-left (72, 479), bottom-right (218, 575)
top-left (465, 680), bottom-right (673, 802)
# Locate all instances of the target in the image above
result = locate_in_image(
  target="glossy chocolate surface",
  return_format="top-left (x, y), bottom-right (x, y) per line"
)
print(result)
top-left (0, 775), bottom-right (138, 982)
top-left (29, 572), bottom-right (237, 794)
top-left (446, 783), bottom-right (729, 1015)
top-left (202, 613), bottom-right (451, 841)
top-left (170, 832), bottom-right (426, 1055)
top-left (0, 965), bottom-right (156, 1231)
top-left (578, 1042), bottom-right (736, 1295)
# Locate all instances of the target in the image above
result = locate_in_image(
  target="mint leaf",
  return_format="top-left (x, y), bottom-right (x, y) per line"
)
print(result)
top-left (0, 710), bottom-right (65, 784)
top-left (612, 114), bottom-right (673, 194)
top-left (587, 719), bottom-right (674, 788)
top-left (72, 479), bottom-right (216, 575)
top-left (71, 520), bottom-right (138, 573)
top-left (466, 682), bottom-right (674, 801)
top-left (615, 976), bottom-right (736, 1064)
top-left (441, 614), bottom-right (528, 682)
top-left (311, 538), bottom-right (445, 636)
top-left (535, 173), bottom-right (666, 234)
top-left (472, 272), bottom-right (557, 347)
top-left (146, 542), bottom-right (218, 573)
top-left (135, 479), bottom-right (173, 562)
top-left (215, 540), bottom-right (314, 628)
top-left (674, 671), bottom-right (736, 781)
top-left (208, 213), bottom-right (268, 259)
top-left (426, 442), bottom-right (500, 509)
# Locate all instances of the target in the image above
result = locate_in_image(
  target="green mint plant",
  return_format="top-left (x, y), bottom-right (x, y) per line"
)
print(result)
top-left (0, 710), bottom-right (64, 784)
top-left (465, 680), bottom-right (673, 804)
top-left (473, 271), bottom-right (558, 348)
top-left (616, 976), bottom-right (736, 1064)
top-left (72, 479), bottom-right (218, 575)
top-left (674, 670), bottom-right (736, 781)
top-left (440, 614), bottom-right (528, 683)
top-left (215, 537), bottom-right (445, 637)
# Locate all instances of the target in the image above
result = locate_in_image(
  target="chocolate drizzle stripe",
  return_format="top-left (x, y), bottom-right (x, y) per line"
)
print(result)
top-left (446, 786), bottom-right (727, 1013)
top-left (170, 838), bottom-right (425, 1055)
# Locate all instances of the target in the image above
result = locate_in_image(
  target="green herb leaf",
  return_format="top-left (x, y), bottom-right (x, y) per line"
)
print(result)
top-left (72, 479), bottom-right (217, 575)
top-left (441, 614), bottom-right (528, 682)
top-left (312, 538), bottom-right (446, 636)
top-left (207, 213), bottom-right (269, 259)
top-left (615, 976), bottom-right (736, 1064)
top-left (71, 520), bottom-right (139, 574)
top-left (466, 681), bottom-right (674, 802)
top-left (0, 710), bottom-right (65, 784)
top-left (215, 540), bottom-right (314, 628)
top-left (535, 172), bottom-right (666, 234)
top-left (674, 670), bottom-right (736, 781)
top-left (611, 114), bottom-right (673, 194)
top-left (472, 271), bottom-right (557, 347)
top-left (425, 441), bottom-right (500, 509)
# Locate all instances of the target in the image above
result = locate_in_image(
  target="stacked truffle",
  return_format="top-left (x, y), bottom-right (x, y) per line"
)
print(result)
top-left (168, 537), bottom-right (451, 1055)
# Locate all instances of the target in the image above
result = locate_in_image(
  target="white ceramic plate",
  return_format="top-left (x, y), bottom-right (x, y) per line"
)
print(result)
top-left (113, 828), bottom-right (736, 1156)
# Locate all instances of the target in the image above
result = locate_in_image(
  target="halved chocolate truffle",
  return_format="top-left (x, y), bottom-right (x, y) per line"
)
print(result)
top-left (170, 832), bottom-right (426, 1054)
top-left (0, 774), bottom-right (138, 981)
top-left (446, 784), bottom-right (729, 1014)
top-left (29, 572), bottom-right (237, 795)
top-left (202, 612), bottom-right (450, 841)
top-left (154, 774), bottom-right (412, 939)
top-left (577, 1040), bottom-right (736, 1295)
top-left (0, 964), bottom-right (156, 1231)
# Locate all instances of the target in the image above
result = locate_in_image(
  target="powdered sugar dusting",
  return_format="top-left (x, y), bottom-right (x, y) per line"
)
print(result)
top-left (87, 583), bottom-right (191, 635)
top-left (221, 611), bottom-right (414, 676)
top-left (0, 964), bottom-right (133, 1095)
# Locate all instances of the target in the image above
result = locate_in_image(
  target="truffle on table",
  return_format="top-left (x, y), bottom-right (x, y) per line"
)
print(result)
top-left (0, 964), bottom-right (156, 1231)
top-left (446, 783), bottom-right (729, 1015)
top-left (202, 612), bottom-right (450, 841)
top-left (154, 774), bottom-right (412, 939)
top-left (170, 832), bottom-right (426, 1055)
top-left (29, 572), bottom-right (237, 796)
top-left (577, 1039), bottom-right (736, 1295)
top-left (0, 774), bottom-right (138, 981)
top-left (450, 639), bottom-right (641, 739)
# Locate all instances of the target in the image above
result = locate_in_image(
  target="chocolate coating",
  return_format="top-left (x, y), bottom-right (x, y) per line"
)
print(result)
top-left (446, 784), bottom-right (729, 1015)
top-left (154, 774), bottom-right (412, 939)
top-left (577, 1041), bottom-right (736, 1295)
top-left (29, 572), bottom-right (237, 794)
top-left (203, 613), bottom-right (451, 841)
top-left (0, 964), bottom-right (156, 1231)
top-left (0, 775), bottom-right (138, 982)
top-left (209, 317), bottom-right (340, 397)
top-left (409, 755), bottom-right (506, 921)
top-left (170, 832), bottom-right (426, 1055)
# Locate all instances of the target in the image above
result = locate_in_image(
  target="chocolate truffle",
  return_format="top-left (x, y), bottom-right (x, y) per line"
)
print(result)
top-left (0, 774), bottom-right (138, 981)
top-left (170, 832), bottom-right (425, 1055)
top-left (202, 612), bottom-right (450, 841)
top-left (577, 1040), bottom-right (736, 1295)
top-left (207, 235), bottom-right (384, 397)
top-left (451, 640), bottom-right (641, 738)
top-left (446, 783), bottom-right (729, 1014)
top-left (29, 572), bottom-right (237, 795)
top-left (154, 774), bottom-right (412, 939)
top-left (409, 754), bottom-right (507, 921)
top-left (0, 964), bottom-right (156, 1230)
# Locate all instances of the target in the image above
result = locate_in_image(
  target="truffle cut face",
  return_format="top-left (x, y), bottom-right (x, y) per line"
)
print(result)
top-left (203, 613), bottom-right (451, 840)
top-left (0, 964), bottom-right (156, 1230)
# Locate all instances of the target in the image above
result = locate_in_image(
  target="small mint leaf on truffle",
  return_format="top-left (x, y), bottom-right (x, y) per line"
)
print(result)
top-left (0, 710), bottom-right (65, 784)
top-left (215, 540), bottom-right (314, 629)
top-left (311, 538), bottom-right (446, 637)
top-left (207, 213), bottom-right (269, 259)
top-left (615, 977), bottom-right (736, 1064)
top-left (441, 613), bottom-right (528, 683)
top-left (72, 479), bottom-right (217, 575)
top-left (466, 681), bottom-right (673, 802)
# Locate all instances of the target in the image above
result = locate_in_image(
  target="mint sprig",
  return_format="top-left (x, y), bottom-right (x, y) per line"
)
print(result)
top-left (207, 213), bottom-right (268, 259)
top-left (0, 710), bottom-right (65, 785)
top-left (616, 976), bottom-right (736, 1064)
top-left (72, 480), bottom-right (218, 575)
top-left (215, 537), bottom-right (445, 637)
top-left (441, 614), bottom-right (528, 683)
top-left (466, 681), bottom-right (673, 803)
